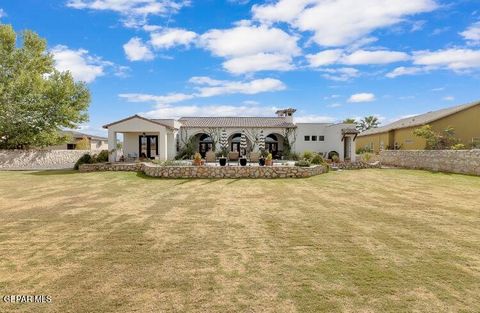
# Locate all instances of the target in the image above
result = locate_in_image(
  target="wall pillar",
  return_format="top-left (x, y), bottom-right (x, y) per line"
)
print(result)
top-left (108, 129), bottom-right (117, 162)
top-left (159, 130), bottom-right (168, 161)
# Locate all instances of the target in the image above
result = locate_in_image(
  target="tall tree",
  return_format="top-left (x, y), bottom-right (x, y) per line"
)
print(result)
top-left (0, 24), bottom-right (90, 149)
top-left (358, 116), bottom-right (380, 131)
top-left (343, 118), bottom-right (356, 124)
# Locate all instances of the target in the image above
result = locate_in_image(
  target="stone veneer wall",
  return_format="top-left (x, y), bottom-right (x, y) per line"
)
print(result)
top-left (80, 162), bottom-right (327, 178)
top-left (0, 150), bottom-right (100, 170)
top-left (380, 150), bottom-right (480, 176)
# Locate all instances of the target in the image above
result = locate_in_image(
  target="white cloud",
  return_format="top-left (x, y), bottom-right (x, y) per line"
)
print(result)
top-left (141, 104), bottom-right (278, 119)
top-left (386, 66), bottom-right (426, 78)
top-left (342, 50), bottom-right (410, 65)
top-left (413, 48), bottom-right (480, 71)
top-left (223, 53), bottom-right (294, 74)
top-left (348, 93), bottom-right (376, 103)
top-left (120, 77), bottom-right (286, 105)
top-left (294, 115), bottom-right (335, 123)
top-left (51, 45), bottom-right (105, 83)
top-left (307, 49), bottom-right (343, 67)
top-left (200, 25), bottom-right (300, 57)
top-left (66, 0), bottom-right (189, 28)
top-left (123, 37), bottom-right (154, 61)
top-left (321, 67), bottom-right (359, 81)
top-left (443, 96), bottom-right (455, 101)
top-left (0, 8), bottom-right (6, 19)
top-left (119, 93), bottom-right (194, 104)
top-left (253, 0), bottom-right (437, 47)
top-left (307, 49), bottom-right (410, 67)
top-left (327, 103), bottom-right (342, 108)
top-left (199, 24), bottom-right (299, 74)
top-left (191, 77), bottom-right (286, 97)
top-left (460, 22), bottom-right (480, 45)
top-left (150, 28), bottom-right (197, 49)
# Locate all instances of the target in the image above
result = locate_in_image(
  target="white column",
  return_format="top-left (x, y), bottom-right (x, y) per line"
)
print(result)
top-left (351, 137), bottom-right (356, 162)
top-left (159, 130), bottom-right (168, 161)
top-left (108, 129), bottom-right (117, 162)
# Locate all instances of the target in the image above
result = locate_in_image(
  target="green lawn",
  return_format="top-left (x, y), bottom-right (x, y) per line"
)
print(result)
top-left (0, 169), bottom-right (479, 312)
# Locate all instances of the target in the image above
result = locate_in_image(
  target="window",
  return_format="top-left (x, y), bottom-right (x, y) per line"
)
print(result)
top-left (319, 136), bottom-right (325, 141)
top-left (67, 144), bottom-right (76, 150)
top-left (304, 136), bottom-right (310, 141)
top-left (311, 136), bottom-right (317, 141)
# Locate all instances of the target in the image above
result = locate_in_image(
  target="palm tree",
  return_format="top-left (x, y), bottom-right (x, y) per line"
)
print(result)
top-left (358, 116), bottom-right (380, 131)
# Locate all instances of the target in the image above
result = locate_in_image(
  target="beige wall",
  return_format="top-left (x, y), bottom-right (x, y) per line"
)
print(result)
top-left (357, 104), bottom-right (480, 152)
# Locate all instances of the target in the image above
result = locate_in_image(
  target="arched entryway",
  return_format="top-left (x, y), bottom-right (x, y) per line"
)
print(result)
top-left (197, 133), bottom-right (213, 157)
top-left (264, 133), bottom-right (285, 159)
top-left (229, 133), bottom-right (251, 156)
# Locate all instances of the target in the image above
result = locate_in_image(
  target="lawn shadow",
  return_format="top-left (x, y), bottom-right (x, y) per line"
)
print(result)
top-left (28, 169), bottom-right (78, 176)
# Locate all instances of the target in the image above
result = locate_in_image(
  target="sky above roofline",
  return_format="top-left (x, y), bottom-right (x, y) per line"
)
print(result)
top-left (1, 1), bottom-right (480, 136)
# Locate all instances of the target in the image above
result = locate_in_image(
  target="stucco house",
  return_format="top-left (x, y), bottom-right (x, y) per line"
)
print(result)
top-left (357, 100), bottom-right (480, 153)
top-left (103, 109), bottom-right (358, 162)
top-left (48, 131), bottom-right (108, 151)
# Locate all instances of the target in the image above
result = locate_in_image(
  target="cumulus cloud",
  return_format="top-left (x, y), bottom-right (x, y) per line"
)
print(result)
top-left (413, 48), bottom-right (480, 71)
top-left (123, 37), bottom-right (154, 61)
top-left (460, 22), bottom-right (480, 45)
top-left (386, 66), bottom-right (426, 78)
top-left (348, 93), bottom-right (376, 103)
top-left (307, 49), bottom-right (410, 67)
top-left (141, 104), bottom-right (278, 119)
top-left (66, 0), bottom-right (189, 28)
top-left (120, 76), bottom-right (286, 106)
top-left (150, 28), bottom-right (197, 49)
top-left (252, 0), bottom-right (437, 47)
top-left (223, 53), bottom-right (294, 74)
top-left (294, 115), bottom-right (335, 123)
top-left (51, 45), bottom-right (106, 83)
top-left (199, 24), bottom-right (300, 74)
top-left (0, 8), bottom-right (6, 19)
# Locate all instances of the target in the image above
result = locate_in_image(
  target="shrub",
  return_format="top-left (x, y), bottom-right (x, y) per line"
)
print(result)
top-left (310, 153), bottom-right (324, 165)
top-left (74, 153), bottom-right (92, 170)
top-left (451, 143), bottom-right (466, 150)
top-left (284, 151), bottom-right (300, 160)
top-left (361, 152), bottom-right (373, 163)
top-left (331, 154), bottom-right (340, 163)
top-left (302, 150), bottom-right (313, 161)
top-left (356, 147), bottom-right (372, 154)
top-left (94, 150), bottom-right (109, 163)
top-left (266, 153), bottom-right (273, 161)
top-left (194, 152), bottom-right (202, 161)
top-left (295, 160), bottom-right (311, 167)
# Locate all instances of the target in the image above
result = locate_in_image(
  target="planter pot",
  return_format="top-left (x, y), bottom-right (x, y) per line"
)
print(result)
top-left (219, 158), bottom-right (227, 166)
top-left (193, 160), bottom-right (202, 166)
top-left (259, 158), bottom-right (265, 166)
top-left (239, 158), bottom-right (247, 166)
top-left (265, 159), bottom-right (273, 166)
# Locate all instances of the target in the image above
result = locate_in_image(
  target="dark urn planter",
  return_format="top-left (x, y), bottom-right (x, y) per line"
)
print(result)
top-left (259, 158), bottom-right (265, 166)
top-left (219, 157), bottom-right (227, 166)
top-left (239, 158), bottom-right (247, 166)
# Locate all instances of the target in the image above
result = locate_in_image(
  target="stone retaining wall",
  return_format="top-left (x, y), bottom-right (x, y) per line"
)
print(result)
top-left (335, 161), bottom-right (382, 170)
top-left (80, 162), bottom-right (327, 178)
top-left (0, 149), bottom-right (100, 170)
top-left (380, 150), bottom-right (480, 176)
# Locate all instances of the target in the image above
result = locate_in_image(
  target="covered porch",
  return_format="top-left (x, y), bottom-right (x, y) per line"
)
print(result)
top-left (103, 115), bottom-right (176, 162)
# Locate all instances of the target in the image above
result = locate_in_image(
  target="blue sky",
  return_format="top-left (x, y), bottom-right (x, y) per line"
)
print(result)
top-left (1, 0), bottom-right (480, 136)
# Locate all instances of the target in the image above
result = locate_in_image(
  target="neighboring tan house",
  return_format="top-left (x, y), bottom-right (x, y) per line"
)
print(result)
top-left (48, 131), bottom-right (108, 151)
top-left (357, 100), bottom-right (480, 153)
top-left (103, 108), bottom-right (359, 162)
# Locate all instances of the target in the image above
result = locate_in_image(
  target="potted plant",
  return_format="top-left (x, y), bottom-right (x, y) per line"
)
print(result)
top-left (219, 156), bottom-right (227, 166)
top-left (265, 153), bottom-right (273, 166)
top-left (331, 154), bottom-right (339, 164)
top-left (193, 152), bottom-right (202, 166)
top-left (259, 156), bottom-right (265, 166)
top-left (239, 157), bottom-right (247, 166)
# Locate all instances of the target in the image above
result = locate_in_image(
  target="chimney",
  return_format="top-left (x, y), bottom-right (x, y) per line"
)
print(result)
top-left (275, 108), bottom-right (296, 123)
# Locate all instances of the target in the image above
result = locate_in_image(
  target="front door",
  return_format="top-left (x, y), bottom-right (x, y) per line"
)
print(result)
top-left (231, 142), bottom-right (240, 153)
top-left (199, 142), bottom-right (213, 157)
top-left (139, 135), bottom-right (158, 159)
top-left (266, 143), bottom-right (278, 155)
